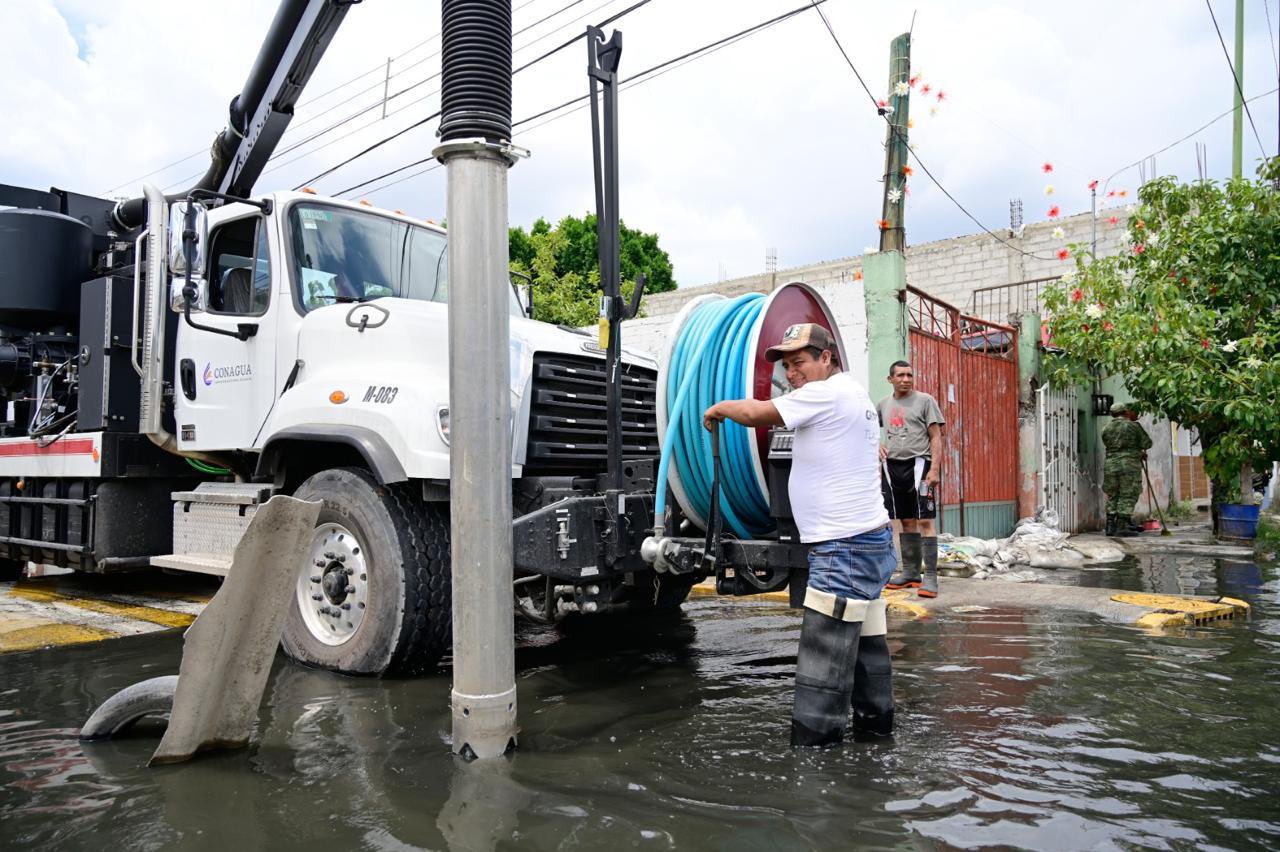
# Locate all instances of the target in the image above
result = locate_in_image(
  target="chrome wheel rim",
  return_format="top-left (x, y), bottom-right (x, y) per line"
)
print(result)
top-left (296, 523), bottom-right (368, 646)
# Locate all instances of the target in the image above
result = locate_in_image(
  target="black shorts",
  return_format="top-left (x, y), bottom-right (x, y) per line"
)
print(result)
top-left (881, 457), bottom-right (937, 520)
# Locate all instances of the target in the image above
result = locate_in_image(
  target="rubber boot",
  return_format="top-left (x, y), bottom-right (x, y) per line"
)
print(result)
top-left (1104, 514), bottom-right (1117, 537)
top-left (918, 536), bottom-right (939, 598)
top-left (885, 532), bottom-right (922, 589)
top-left (791, 607), bottom-right (862, 747)
top-left (851, 600), bottom-right (894, 740)
top-left (1113, 514), bottom-right (1138, 538)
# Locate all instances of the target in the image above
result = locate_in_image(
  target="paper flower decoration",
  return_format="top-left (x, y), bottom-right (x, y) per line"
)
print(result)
top-left (920, 84), bottom-right (931, 95)
top-left (877, 219), bottom-right (890, 230)
top-left (1108, 216), bottom-right (1119, 226)
top-left (1071, 288), bottom-right (1084, 302)
top-left (1107, 190), bottom-right (1117, 198)
top-left (901, 165), bottom-right (913, 177)
top-left (854, 269), bottom-right (864, 281)
top-left (909, 74), bottom-right (920, 87)
top-left (1222, 339), bottom-right (1239, 352)
top-left (929, 106), bottom-right (939, 117)
top-left (893, 81), bottom-right (910, 97)
top-left (1201, 338), bottom-right (1212, 349)
top-left (1133, 243), bottom-right (1146, 254)
top-left (1244, 355), bottom-right (1264, 369)
top-left (1052, 226), bottom-right (1065, 239)
top-left (1085, 303), bottom-right (1104, 319)
top-left (936, 90), bottom-right (946, 101)
top-left (907, 118), bottom-right (915, 129)
top-left (1043, 163), bottom-right (1054, 173)
top-left (1057, 248), bottom-right (1070, 260)
top-left (1103, 321), bottom-right (1115, 331)
top-left (1118, 190), bottom-right (1128, 198)
top-left (887, 188), bottom-right (903, 203)
top-left (1045, 184), bottom-right (1055, 195)
top-left (1088, 179), bottom-right (1099, 191)
top-left (1048, 205), bottom-right (1060, 218)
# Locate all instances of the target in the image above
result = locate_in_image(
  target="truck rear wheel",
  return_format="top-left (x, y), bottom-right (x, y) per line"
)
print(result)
top-left (280, 468), bottom-right (450, 676)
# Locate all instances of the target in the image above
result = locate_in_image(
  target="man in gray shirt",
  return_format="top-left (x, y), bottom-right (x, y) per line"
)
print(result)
top-left (877, 360), bottom-right (946, 597)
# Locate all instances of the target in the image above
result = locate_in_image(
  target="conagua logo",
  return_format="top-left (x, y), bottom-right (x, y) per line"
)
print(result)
top-left (203, 362), bottom-right (253, 384)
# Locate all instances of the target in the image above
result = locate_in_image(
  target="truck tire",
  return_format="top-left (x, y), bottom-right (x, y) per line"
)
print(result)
top-left (280, 467), bottom-right (450, 676)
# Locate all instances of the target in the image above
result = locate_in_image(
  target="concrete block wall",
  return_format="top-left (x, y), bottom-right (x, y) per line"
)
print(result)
top-left (641, 208), bottom-right (1132, 322)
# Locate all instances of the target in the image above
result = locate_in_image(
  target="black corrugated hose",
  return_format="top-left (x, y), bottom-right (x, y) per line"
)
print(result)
top-left (439, 0), bottom-right (513, 143)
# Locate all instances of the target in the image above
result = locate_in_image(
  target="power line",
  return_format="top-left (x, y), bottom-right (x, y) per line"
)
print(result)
top-left (1204, 0), bottom-right (1269, 159)
top-left (353, 0), bottom-right (826, 199)
top-left (299, 0), bottom-right (657, 190)
top-left (1264, 0), bottom-right (1280, 78)
top-left (512, 0), bottom-right (823, 129)
top-left (808, 4), bottom-right (1059, 261)
top-left (1102, 86), bottom-right (1280, 194)
top-left (102, 0), bottom-right (561, 195)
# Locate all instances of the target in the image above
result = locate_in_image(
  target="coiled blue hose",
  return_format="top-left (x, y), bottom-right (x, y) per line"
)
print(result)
top-left (655, 294), bottom-right (774, 539)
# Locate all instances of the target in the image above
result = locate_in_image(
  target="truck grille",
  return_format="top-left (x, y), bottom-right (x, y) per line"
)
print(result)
top-left (524, 352), bottom-right (659, 473)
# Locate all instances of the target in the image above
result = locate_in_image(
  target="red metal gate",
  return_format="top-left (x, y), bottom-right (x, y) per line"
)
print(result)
top-left (904, 287), bottom-right (1019, 538)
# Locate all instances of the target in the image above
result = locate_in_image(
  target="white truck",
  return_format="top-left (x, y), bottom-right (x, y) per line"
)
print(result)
top-left (0, 0), bottom-right (687, 676)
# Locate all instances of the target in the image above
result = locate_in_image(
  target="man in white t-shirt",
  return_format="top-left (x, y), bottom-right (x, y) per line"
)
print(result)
top-left (703, 323), bottom-right (896, 747)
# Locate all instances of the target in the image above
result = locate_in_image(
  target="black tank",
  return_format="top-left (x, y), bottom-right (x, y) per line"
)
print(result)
top-left (0, 208), bottom-right (92, 328)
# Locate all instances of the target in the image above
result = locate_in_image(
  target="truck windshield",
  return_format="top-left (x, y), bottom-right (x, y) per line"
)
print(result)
top-left (288, 203), bottom-right (450, 313)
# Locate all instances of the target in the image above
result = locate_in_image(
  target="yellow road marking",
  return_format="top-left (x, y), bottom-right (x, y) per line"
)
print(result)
top-left (10, 584), bottom-right (196, 629)
top-left (0, 622), bottom-right (118, 652)
top-left (692, 580), bottom-right (928, 618)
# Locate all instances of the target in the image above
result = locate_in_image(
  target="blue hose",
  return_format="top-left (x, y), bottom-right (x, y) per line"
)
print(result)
top-left (655, 294), bottom-right (774, 539)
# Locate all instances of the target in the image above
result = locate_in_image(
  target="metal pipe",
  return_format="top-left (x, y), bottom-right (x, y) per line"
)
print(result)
top-left (437, 145), bottom-right (517, 759)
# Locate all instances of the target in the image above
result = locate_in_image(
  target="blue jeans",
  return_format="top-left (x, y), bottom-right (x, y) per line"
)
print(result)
top-left (806, 525), bottom-right (897, 601)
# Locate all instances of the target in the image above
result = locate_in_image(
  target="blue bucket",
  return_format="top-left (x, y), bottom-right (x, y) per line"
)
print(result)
top-left (1219, 503), bottom-right (1261, 540)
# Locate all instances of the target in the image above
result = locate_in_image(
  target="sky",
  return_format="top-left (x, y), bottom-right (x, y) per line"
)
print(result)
top-left (3, 0), bottom-right (1279, 287)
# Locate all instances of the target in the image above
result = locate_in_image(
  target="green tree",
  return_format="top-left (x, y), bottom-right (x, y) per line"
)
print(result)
top-left (1043, 160), bottom-right (1280, 507)
top-left (508, 213), bottom-right (676, 326)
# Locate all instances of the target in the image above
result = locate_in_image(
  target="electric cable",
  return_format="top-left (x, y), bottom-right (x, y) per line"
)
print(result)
top-left (655, 294), bottom-right (774, 539)
top-left (298, 0), bottom-right (657, 190)
top-left (1101, 86), bottom-right (1280, 195)
top-left (351, 0), bottom-right (822, 198)
top-left (1204, 0), bottom-right (1269, 158)
top-left (103, 0), bottom-right (576, 195)
top-left (809, 4), bottom-right (1063, 262)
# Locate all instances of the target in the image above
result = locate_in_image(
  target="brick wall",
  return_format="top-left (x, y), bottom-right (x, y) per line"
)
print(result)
top-left (642, 208), bottom-right (1131, 321)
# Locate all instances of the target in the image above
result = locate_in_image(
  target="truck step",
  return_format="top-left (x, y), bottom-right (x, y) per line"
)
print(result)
top-left (151, 553), bottom-right (232, 577)
top-left (162, 483), bottom-right (275, 575)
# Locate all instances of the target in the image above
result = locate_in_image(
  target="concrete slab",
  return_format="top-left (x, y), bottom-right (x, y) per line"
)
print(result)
top-left (0, 572), bottom-right (215, 654)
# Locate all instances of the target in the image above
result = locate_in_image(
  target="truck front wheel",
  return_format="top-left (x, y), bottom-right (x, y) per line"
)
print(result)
top-left (281, 468), bottom-right (450, 676)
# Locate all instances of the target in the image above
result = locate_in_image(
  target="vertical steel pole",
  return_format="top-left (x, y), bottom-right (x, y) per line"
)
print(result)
top-left (1233, 0), bottom-right (1245, 179)
top-left (434, 0), bottom-right (517, 760)
top-left (381, 57), bottom-right (391, 119)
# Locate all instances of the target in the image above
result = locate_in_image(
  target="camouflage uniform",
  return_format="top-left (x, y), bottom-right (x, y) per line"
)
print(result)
top-left (1102, 415), bottom-right (1152, 522)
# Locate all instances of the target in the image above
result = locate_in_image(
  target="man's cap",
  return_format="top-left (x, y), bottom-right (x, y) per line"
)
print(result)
top-left (1109, 401), bottom-right (1136, 415)
top-left (765, 323), bottom-right (836, 362)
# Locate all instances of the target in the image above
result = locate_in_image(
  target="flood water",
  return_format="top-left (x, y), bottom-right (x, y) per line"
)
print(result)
top-left (2, 554), bottom-right (1278, 851)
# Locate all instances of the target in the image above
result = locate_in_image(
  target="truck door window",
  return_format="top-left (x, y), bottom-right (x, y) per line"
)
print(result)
top-left (289, 204), bottom-right (405, 312)
top-left (208, 217), bottom-right (270, 316)
top-left (404, 226), bottom-right (449, 303)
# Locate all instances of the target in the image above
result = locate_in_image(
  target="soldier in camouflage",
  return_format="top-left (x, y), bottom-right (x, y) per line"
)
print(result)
top-left (1102, 401), bottom-right (1152, 537)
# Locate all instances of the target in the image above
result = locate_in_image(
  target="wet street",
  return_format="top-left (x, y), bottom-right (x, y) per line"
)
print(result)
top-left (2, 554), bottom-right (1277, 851)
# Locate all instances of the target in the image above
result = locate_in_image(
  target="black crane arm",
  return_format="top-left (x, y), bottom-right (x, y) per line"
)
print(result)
top-left (113, 0), bottom-right (358, 229)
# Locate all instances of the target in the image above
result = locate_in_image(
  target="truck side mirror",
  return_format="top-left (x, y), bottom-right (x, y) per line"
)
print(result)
top-left (171, 277), bottom-right (208, 313)
top-left (510, 269), bottom-right (534, 319)
top-left (168, 200), bottom-right (208, 277)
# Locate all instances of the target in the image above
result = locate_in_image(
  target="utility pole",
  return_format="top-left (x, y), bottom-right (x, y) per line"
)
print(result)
top-left (434, 0), bottom-right (520, 760)
top-left (878, 32), bottom-right (911, 253)
top-left (1233, 0), bottom-right (1244, 179)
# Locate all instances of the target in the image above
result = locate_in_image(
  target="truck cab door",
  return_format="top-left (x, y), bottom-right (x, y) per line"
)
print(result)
top-left (174, 214), bottom-right (278, 451)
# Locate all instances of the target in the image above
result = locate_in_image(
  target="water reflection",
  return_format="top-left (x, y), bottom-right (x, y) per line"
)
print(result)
top-left (0, 557), bottom-right (1276, 850)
